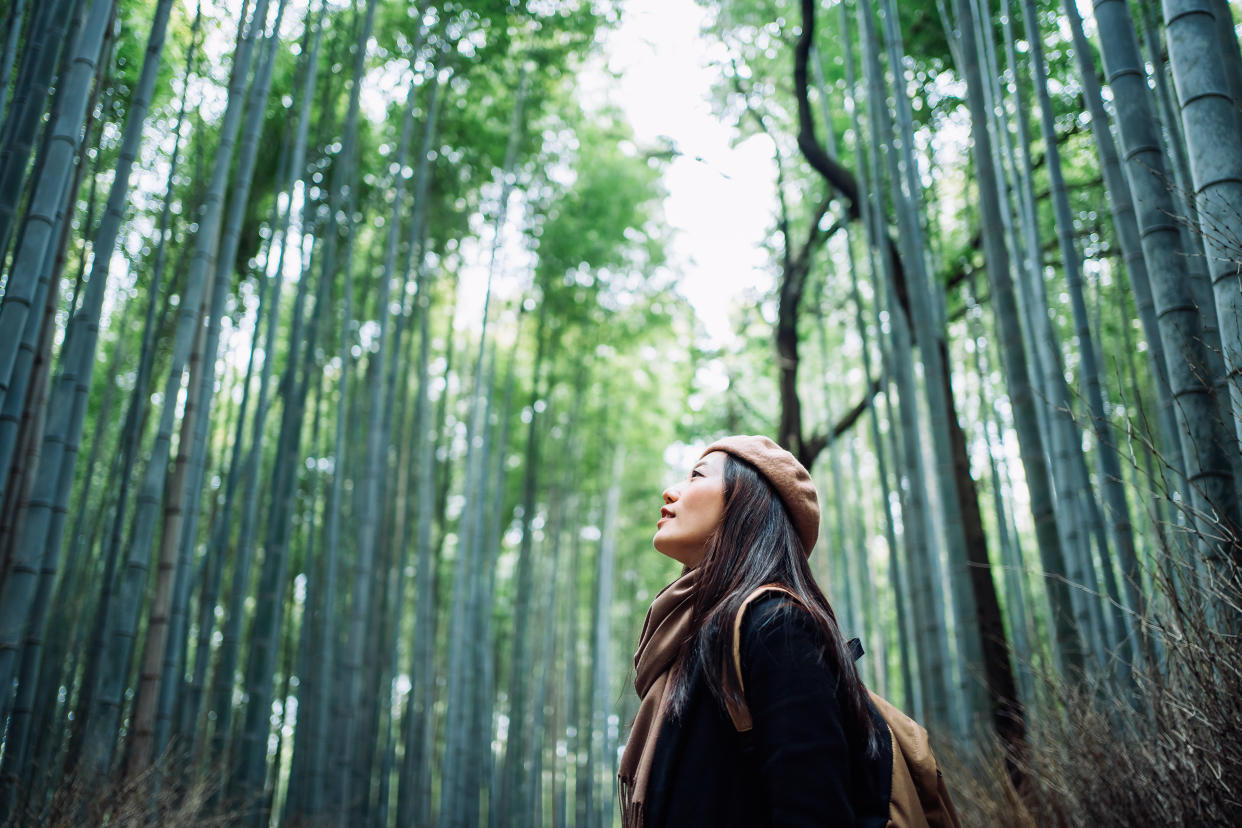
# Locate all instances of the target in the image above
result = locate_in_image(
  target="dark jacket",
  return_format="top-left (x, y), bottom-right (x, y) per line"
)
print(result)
top-left (642, 594), bottom-right (892, 827)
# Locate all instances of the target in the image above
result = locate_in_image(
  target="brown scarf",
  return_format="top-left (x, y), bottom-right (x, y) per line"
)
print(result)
top-left (618, 567), bottom-right (701, 827)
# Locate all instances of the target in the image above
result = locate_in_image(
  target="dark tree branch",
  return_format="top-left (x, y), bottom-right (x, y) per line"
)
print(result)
top-left (730, 54), bottom-right (850, 467)
top-left (804, 375), bottom-right (884, 462)
top-left (793, 0), bottom-right (913, 332)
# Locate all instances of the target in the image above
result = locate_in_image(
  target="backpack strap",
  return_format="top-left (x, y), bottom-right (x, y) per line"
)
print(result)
top-left (726, 585), bottom-right (867, 732)
top-left (724, 584), bottom-right (802, 732)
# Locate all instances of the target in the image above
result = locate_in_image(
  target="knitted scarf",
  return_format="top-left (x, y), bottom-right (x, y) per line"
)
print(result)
top-left (618, 567), bottom-right (700, 827)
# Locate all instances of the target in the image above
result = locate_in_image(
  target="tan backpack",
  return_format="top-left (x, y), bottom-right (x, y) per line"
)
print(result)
top-left (725, 585), bottom-right (961, 828)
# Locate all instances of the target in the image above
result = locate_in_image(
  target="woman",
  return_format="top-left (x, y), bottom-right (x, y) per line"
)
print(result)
top-left (618, 435), bottom-right (891, 827)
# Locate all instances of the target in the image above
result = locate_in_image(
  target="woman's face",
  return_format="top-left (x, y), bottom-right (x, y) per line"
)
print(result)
top-left (653, 450), bottom-right (727, 567)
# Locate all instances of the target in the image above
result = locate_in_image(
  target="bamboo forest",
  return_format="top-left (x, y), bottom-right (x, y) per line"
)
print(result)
top-left (2, 0), bottom-right (1242, 823)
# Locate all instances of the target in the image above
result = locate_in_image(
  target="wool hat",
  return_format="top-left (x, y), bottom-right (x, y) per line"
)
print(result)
top-left (700, 435), bottom-right (820, 555)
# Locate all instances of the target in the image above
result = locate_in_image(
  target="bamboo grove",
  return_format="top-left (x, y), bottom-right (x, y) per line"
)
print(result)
top-left (0, 0), bottom-right (1239, 823)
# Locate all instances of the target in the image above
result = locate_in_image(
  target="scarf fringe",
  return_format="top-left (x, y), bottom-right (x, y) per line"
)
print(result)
top-left (619, 775), bottom-right (644, 828)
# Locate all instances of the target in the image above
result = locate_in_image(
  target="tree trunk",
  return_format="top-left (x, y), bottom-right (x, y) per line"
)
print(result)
top-left (476, 347), bottom-right (516, 827)
top-left (0, 0), bottom-right (30, 128)
top-left (869, 0), bottom-right (994, 735)
top-left (0, 0), bottom-right (170, 797)
top-left (196, 5), bottom-right (325, 769)
top-left (339, 9), bottom-right (415, 812)
top-left (592, 447), bottom-right (623, 828)
top-left (842, 0), bottom-right (955, 734)
top-left (953, 0), bottom-right (1086, 683)
top-left (1092, 0), bottom-right (1242, 592)
top-left (132, 0), bottom-right (287, 773)
top-left (1135, 0), bottom-right (1242, 501)
top-left (443, 344), bottom-right (496, 826)
top-left (0, 0), bottom-right (97, 532)
top-left (1019, 0), bottom-right (1146, 667)
top-left (831, 14), bottom-right (916, 713)
top-left (230, 1), bottom-right (361, 814)
top-left (395, 76), bottom-right (443, 818)
top-left (0, 0), bottom-right (114, 726)
top-left (0, 0), bottom-right (74, 270)
top-left (498, 300), bottom-right (548, 825)
top-left (441, 67), bottom-right (526, 826)
top-left (64, 77), bottom-right (197, 780)
top-left (1162, 0), bottom-right (1242, 491)
top-left (968, 283), bottom-right (1039, 713)
top-left (76, 0), bottom-right (268, 781)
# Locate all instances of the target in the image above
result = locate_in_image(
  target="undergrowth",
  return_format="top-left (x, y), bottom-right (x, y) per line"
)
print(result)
top-left (948, 560), bottom-right (1242, 827)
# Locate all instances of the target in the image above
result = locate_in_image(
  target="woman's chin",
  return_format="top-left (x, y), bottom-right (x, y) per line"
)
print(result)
top-left (654, 538), bottom-right (703, 568)
top-left (652, 535), bottom-right (680, 562)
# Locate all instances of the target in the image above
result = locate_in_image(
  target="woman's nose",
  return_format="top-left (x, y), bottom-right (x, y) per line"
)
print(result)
top-left (662, 486), bottom-right (678, 504)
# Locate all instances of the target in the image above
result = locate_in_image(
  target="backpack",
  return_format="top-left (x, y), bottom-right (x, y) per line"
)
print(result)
top-left (724, 585), bottom-right (961, 828)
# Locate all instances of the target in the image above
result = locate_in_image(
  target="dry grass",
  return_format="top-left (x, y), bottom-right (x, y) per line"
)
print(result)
top-left (7, 756), bottom-right (242, 827)
top-left (947, 565), bottom-right (1242, 828)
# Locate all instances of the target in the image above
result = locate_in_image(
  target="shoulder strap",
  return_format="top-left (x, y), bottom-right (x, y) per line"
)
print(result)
top-left (725, 584), bottom-right (800, 732)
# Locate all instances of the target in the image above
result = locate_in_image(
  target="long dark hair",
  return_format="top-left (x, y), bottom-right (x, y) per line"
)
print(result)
top-left (666, 453), bottom-right (881, 756)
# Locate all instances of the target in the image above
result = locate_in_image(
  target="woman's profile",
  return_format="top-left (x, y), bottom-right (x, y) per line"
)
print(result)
top-left (618, 435), bottom-right (892, 827)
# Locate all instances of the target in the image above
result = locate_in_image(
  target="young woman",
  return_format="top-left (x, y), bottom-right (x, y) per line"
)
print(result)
top-left (618, 435), bottom-right (891, 827)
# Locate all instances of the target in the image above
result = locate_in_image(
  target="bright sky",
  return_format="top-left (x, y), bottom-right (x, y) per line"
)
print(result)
top-left (582, 0), bottom-right (778, 346)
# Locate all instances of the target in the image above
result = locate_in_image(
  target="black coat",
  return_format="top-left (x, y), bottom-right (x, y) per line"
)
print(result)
top-left (642, 594), bottom-right (892, 827)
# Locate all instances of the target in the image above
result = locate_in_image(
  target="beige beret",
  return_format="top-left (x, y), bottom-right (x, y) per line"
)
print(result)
top-left (700, 435), bottom-right (820, 555)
